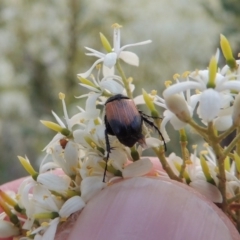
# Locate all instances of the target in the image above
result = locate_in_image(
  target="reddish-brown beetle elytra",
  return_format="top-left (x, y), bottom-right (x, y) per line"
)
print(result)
top-left (103, 94), bottom-right (166, 182)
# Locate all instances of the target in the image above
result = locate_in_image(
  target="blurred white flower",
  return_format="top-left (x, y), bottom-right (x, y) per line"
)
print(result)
top-left (78, 24), bottom-right (151, 78)
top-left (0, 220), bottom-right (19, 238)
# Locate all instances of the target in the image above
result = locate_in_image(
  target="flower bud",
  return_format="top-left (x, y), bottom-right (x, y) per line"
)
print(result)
top-left (142, 89), bottom-right (159, 117)
top-left (207, 56), bottom-right (217, 88)
top-left (77, 76), bottom-right (96, 88)
top-left (41, 120), bottom-right (71, 137)
top-left (18, 156), bottom-right (38, 180)
top-left (165, 94), bottom-right (191, 122)
top-left (220, 34), bottom-right (237, 70)
top-left (200, 154), bottom-right (215, 184)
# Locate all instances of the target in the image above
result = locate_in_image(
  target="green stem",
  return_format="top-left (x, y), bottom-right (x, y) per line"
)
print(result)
top-left (207, 121), bottom-right (227, 213)
top-left (153, 147), bottom-right (182, 182)
top-left (187, 119), bottom-right (209, 140)
top-left (179, 129), bottom-right (189, 179)
top-left (116, 61), bottom-right (132, 98)
top-left (236, 127), bottom-right (240, 156)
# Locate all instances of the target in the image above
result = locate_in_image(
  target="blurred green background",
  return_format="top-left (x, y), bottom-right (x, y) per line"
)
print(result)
top-left (0, 0), bottom-right (239, 184)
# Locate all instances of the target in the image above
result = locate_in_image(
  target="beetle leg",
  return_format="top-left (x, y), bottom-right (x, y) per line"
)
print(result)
top-left (141, 115), bottom-right (167, 151)
top-left (103, 128), bottom-right (111, 182)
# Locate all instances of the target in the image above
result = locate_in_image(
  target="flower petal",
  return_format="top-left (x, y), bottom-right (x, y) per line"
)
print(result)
top-left (103, 52), bottom-right (117, 68)
top-left (169, 114), bottom-right (187, 130)
top-left (213, 116), bottom-right (232, 131)
top-left (41, 218), bottom-right (60, 240)
top-left (190, 180), bottom-right (222, 203)
top-left (122, 158), bottom-right (153, 178)
top-left (78, 58), bottom-right (103, 78)
top-left (37, 173), bottom-right (70, 193)
top-left (218, 80), bottom-right (240, 92)
top-left (163, 81), bottom-right (202, 98)
top-left (99, 79), bottom-right (124, 94)
top-left (145, 137), bottom-right (163, 148)
top-left (59, 196), bottom-right (85, 218)
top-left (81, 176), bottom-right (106, 202)
top-left (103, 65), bottom-right (115, 77)
top-left (199, 89), bottom-right (221, 122)
top-left (119, 51), bottom-right (139, 66)
top-left (119, 40), bottom-right (152, 52)
top-left (0, 220), bottom-right (19, 237)
top-left (85, 47), bottom-right (105, 57)
top-left (64, 141), bottom-right (79, 175)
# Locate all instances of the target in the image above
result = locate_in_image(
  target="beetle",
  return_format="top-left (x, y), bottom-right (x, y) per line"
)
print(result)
top-left (103, 94), bottom-right (166, 182)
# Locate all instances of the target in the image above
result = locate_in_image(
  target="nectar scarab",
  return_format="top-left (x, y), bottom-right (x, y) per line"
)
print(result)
top-left (103, 94), bottom-right (166, 182)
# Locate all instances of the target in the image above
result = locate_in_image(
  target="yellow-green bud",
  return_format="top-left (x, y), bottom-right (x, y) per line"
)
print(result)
top-left (200, 154), bottom-right (215, 184)
top-left (207, 56), bottom-right (217, 88)
top-left (220, 34), bottom-right (237, 70)
top-left (142, 89), bottom-right (159, 117)
top-left (77, 76), bottom-right (96, 88)
top-left (18, 156), bottom-right (38, 180)
top-left (41, 120), bottom-right (63, 132)
top-left (100, 32), bottom-right (112, 53)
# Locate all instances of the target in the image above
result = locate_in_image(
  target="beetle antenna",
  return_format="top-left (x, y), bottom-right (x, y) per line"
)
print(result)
top-left (141, 115), bottom-right (167, 151)
top-left (139, 111), bottom-right (162, 120)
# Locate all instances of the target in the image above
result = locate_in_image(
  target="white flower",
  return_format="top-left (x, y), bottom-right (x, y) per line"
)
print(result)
top-left (30, 196), bottom-right (85, 240)
top-left (167, 152), bottom-right (222, 203)
top-left (163, 70), bottom-right (240, 124)
top-left (73, 117), bottom-right (128, 181)
top-left (43, 141), bottom-right (82, 176)
top-left (17, 181), bottom-right (62, 230)
top-left (18, 180), bottom-right (85, 239)
top-left (78, 25), bottom-right (151, 78)
top-left (203, 146), bottom-right (240, 198)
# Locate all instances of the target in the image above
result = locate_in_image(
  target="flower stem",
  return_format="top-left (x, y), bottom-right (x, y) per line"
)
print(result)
top-left (207, 122), bottom-right (227, 213)
top-left (153, 147), bottom-right (182, 182)
top-left (234, 127), bottom-right (240, 232)
top-left (179, 129), bottom-right (189, 179)
top-left (187, 119), bottom-right (208, 139)
top-left (116, 61), bottom-right (132, 98)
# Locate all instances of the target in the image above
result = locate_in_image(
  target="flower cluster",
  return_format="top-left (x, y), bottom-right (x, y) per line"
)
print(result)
top-left (1, 24), bottom-right (240, 238)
